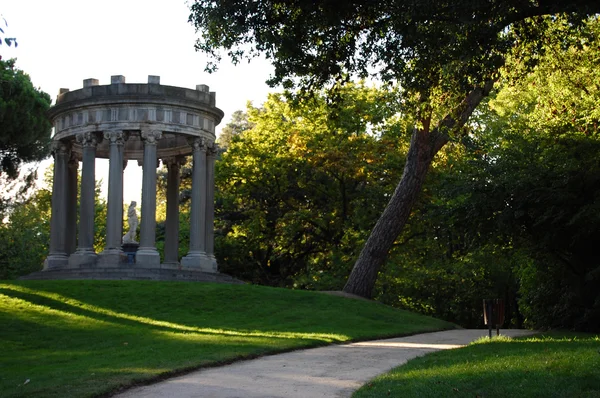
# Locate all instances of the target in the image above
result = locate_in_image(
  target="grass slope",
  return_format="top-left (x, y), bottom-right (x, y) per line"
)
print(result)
top-left (0, 280), bottom-right (455, 398)
top-left (354, 332), bottom-right (600, 398)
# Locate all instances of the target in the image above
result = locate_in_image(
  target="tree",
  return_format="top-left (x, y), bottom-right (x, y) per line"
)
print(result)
top-left (388, 17), bottom-right (600, 330)
top-left (215, 84), bottom-right (406, 286)
top-left (0, 59), bottom-right (52, 179)
top-left (431, 111), bottom-right (600, 330)
top-left (0, 166), bottom-right (108, 279)
top-left (189, 0), bottom-right (600, 297)
top-left (466, 19), bottom-right (600, 330)
top-left (216, 109), bottom-right (254, 149)
top-left (0, 182), bottom-right (51, 279)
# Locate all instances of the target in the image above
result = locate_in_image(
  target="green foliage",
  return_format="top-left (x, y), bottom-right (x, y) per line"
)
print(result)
top-left (493, 15), bottom-right (600, 138)
top-left (0, 166), bottom-right (108, 279)
top-left (0, 187), bottom-right (51, 279)
top-left (467, 19), bottom-right (600, 330)
top-left (156, 160), bottom-right (191, 259)
top-left (377, 245), bottom-right (519, 328)
top-left (189, 0), bottom-right (598, 95)
top-left (410, 116), bottom-right (600, 331)
top-left (369, 17), bottom-right (600, 331)
top-left (209, 19), bottom-right (600, 327)
top-left (191, 0), bottom-right (600, 301)
top-left (215, 83), bottom-right (407, 287)
top-left (0, 280), bottom-right (455, 397)
top-left (0, 59), bottom-right (51, 178)
top-left (216, 109), bottom-right (254, 149)
top-left (93, 183), bottom-right (108, 253)
top-left (353, 332), bottom-right (600, 398)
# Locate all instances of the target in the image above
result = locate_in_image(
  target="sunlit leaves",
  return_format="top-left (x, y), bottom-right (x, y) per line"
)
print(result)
top-left (492, 16), bottom-right (600, 138)
top-left (215, 83), bottom-right (408, 287)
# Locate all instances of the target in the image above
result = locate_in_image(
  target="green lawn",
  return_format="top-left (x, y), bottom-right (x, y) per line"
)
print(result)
top-left (0, 280), bottom-right (455, 398)
top-left (353, 332), bottom-right (600, 398)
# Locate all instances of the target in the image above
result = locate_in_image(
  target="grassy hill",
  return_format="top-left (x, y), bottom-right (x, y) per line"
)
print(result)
top-left (353, 332), bottom-right (600, 397)
top-left (0, 280), bottom-right (456, 397)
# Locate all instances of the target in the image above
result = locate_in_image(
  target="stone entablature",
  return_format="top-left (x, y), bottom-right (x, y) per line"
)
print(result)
top-left (43, 75), bottom-right (223, 275)
top-left (48, 75), bottom-right (223, 161)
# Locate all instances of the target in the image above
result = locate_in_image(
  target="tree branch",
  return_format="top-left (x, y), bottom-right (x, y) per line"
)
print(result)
top-left (431, 80), bottom-right (495, 153)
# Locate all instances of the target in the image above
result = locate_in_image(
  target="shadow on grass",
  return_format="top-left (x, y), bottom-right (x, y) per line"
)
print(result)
top-left (0, 280), bottom-right (455, 398)
top-left (0, 289), bottom-right (323, 398)
top-left (0, 284), bottom-right (347, 342)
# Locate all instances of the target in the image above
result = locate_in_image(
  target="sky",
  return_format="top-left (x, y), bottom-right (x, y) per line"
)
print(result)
top-left (1, 0), bottom-right (276, 204)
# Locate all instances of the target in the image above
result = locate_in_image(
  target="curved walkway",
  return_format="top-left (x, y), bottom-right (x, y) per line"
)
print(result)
top-left (115, 329), bottom-right (535, 398)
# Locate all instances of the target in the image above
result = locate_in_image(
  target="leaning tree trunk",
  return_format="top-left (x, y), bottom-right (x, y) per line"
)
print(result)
top-left (343, 81), bottom-right (495, 298)
top-left (343, 125), bottom-right (446, 298)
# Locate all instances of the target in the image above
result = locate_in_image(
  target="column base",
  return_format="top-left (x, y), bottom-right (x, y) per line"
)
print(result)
top-left (180, 252), bottom-right (215, 272)
top-left (43, 253), bottom-right (69, 270)
top-left (136, 248), bottom-right (161, 267)
top-left (68, 250), bottom-right (97, 268)
top-left (161, 261), bottom-right (180, 268)
top-left (207, 255), bottom-right (218, 272)
top-left (97, 249), bottom-right (128, 267)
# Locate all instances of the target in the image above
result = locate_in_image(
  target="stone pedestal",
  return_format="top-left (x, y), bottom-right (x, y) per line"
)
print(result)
top-left (136, 249), bottom-right (161, 266)
top-left (122, 243), bottom-right (139, 264)
top-left (180, 254), bottom-right (214, 272)
top-left (68, 250), bottom-right (97, 268)
top-left (96, 249), bottom-right (128, 267)
top-left (44, 255), bottom-right (69, 270)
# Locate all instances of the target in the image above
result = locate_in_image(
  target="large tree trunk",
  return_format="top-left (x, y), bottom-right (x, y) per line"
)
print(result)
top-left (343, 82), bottom-right (495, 298)
top-left (343, 125), bottom-right (446, 297)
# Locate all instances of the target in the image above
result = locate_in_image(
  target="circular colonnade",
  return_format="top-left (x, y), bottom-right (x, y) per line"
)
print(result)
top-left (39, 75), bottom-right (230, 281)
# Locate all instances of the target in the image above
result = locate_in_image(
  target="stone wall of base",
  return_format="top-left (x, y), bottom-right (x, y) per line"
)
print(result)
top-left (20, 267), bottom-right (244, 284)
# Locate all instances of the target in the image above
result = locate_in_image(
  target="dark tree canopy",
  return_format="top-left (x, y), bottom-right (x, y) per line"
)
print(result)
top-left (189, 0), bottom-right (600, 298)
top-left (0, 59), bottom-right (52, 178)
top-left (190, 0), bottom-right (600, 94)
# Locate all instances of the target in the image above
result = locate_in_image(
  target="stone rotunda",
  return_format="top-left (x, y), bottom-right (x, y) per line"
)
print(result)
top-left (31, 75), bottom-right (239, 282)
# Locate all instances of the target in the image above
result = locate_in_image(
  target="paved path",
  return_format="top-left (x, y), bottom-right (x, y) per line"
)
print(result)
top-left (116, 329), bottom-right (535, 398)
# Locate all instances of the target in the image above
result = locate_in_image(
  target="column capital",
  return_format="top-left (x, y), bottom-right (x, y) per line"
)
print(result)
top-left (76, 132), bottom-right (101, 148)
top-left (206, 142), bottom-right (218, 157)
top-left (69, 151), bottom-right (82, 164)
top-left (187, 136), bottom-right (207, 152)
top-left (136, 158), bottom-right (160, 168)
top-left (104, 131), bottom-right (129, 145)
top-left (141, 130), bottom-right (162, 145)
top-left (163, 155), bottom-right (186, 169)
top-left (51, 140), bottom-right (70, 157)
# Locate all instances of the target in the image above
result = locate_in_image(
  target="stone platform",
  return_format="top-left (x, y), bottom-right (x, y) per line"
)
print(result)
top-left (20, 267), bottom-right (244, 284)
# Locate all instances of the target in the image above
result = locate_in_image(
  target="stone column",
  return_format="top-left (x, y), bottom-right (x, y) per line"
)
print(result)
top-left (136, 130), bottom-right (162, 266)
top-left (205, 144), bottom-right (217, 272)
top-left (98, 131), bottom-right (128, 265)
top-left (44, 140), bottom-right (71, 270)
top-left (66, 153), bottom-right (79, 256)
top-left (121, 159), bottom-right (128, 241)
top-left (69, 132), bottom-right (99, 267)
top-left (163, 156), bottom-right (184, 265)
top-left (181, 137), bottom-right (209, 269)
